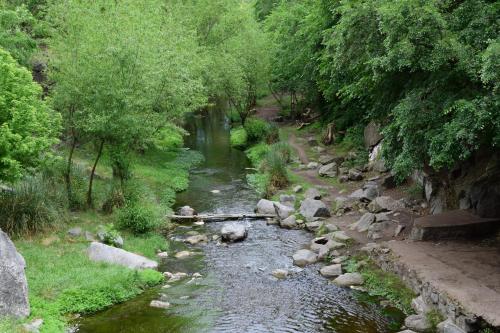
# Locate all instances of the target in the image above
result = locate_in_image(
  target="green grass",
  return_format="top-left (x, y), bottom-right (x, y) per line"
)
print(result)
top-left (345, 255), bottom-right (416, 315)
top-left (15, 230), bottom-right (165, 332)
top-left (3, 146), bottom-right (200, 333)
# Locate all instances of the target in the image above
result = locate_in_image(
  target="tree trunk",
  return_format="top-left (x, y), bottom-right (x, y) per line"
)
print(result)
top-left (87, 139), bottom-right (105, 208)
top-left (65, 135), bottom-right (77, 209)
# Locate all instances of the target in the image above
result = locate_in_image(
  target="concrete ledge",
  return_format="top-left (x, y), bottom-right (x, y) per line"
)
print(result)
top-left (410, 210), bottom-right (500, 241)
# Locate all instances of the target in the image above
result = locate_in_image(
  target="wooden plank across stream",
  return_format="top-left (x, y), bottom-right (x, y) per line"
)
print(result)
top-left (168, 213), bottom-right (276, 222)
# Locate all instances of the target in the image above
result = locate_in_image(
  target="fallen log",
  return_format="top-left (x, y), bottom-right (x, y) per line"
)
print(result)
top-left (168, 213), bottom-right (276, 222)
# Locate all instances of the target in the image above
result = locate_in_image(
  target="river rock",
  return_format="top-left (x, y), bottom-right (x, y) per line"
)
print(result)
top-left (317, 245), bottom-right (330, 260)
top-left (292, 249), bottom-right (318, 267)
top-left (318, 155), bottom-right (335, 165)
top-left (318, 163), bottom-right (338, 178)
top-left (88, 242), bottom-right (158, 270)
top-left (293, 185), bottom-right (303, 193)
top-left (184, 234), bottom-right (208, 245)
top-left (157, 251), bottom-right (169, 259)
top-left (221, 223), bottom-right (248, 242)
top-left (320, 264), bottom-right (342, 278)
top-left (67, 227), bottom-right (82, 237)
top-left (411, 296), bottom-right (430, 315)
top-left (325, 223), bottom-right (339, 232)
top-left (272, 269), bottom-right (289, 279)
top-left (362, 183), bottom-right (380, 202)
top-left (351, 213), bottom-right (376, 232)
top-left (349, 189), bottom-right (364, 200)
top-left (304, 187), bottom-right (322, 200)
top-left (368, 196), bottom-right (405, 213)
top-left (348, 169), bottom-right (363, 181)
top-left (150, 300), bottom-right (170, 309)
top-left (305, 221), bottom-right (323, 232)
top-left (22, 318), bottom-right (43, 333)
top-left (280, 215), bottom-right (298, 229)
top-left (279, 194), bottom-right (296, 208)
top-left (273, 202), bottom-right (295, 219)
top-left (436, 319), bottom-right (466, 333)
top-left (325, 239), bottom-right (346, 250)
top-left (396, 330), bottom-right (417, 333)
top-left (299, 199), bottom-right (331, 221)
top-left (179, 206), bottom-right (195, 216)
top-left (404, 314), bottom-right (432, 332)
top-left (256, 199), bottom-right (277, 215)
top-left (330, 231), bottom-right (351, 242)
top-left (307, 162), bottom-right (319, 169)
top-left (333, 273), bottom-right (364, 286)
top-left (0, 229), bottom-right (29, 318)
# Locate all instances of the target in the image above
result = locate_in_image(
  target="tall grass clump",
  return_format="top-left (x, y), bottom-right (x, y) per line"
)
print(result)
top-left (0, 175), bottom-right (64, 236)
top-left (259, 143), bottom-right (291, 195)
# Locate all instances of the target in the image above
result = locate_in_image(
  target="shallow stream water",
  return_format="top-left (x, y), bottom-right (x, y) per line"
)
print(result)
top-left (76, 111), bottom-right (404, 333)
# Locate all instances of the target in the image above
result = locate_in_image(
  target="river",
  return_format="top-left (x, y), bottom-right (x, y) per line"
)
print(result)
top-left (76, 111), bottom-right (404, 333)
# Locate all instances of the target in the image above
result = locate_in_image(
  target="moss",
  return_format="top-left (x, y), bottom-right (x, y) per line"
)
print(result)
top-left (345, 255), bottom-right (416, 315)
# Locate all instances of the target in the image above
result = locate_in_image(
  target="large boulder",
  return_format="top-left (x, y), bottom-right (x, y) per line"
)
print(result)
top-left (256, 199), bottom-right (278, 215)
top-left (221, 223), bottom-right (248, 242)
top-left (0, 229), bottom-right (30, 318)
top-left (273, 202), bottom-right (295, 220)
top-left (87, 242), bottom-right (158, 270)
top-left (318, 163), bottom-right (338, 178)
top-left (292, 249), bottom-right (318, 267)
top-left (364, 121), bottom-right (383, 148)
top-left (299, 199), bottom-right (331, 221)
top-left (333, 273), bottom-right (364, 286)
top-left (361, 183), bottom-right (380, 201)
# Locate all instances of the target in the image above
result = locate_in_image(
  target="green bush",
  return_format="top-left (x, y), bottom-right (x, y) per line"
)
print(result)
top-left (227, 109), bottom-right (242, 123)
top-left (244, 117), bottom-right (270, 143)
top-left (246, 173), bottom-right (269, 196)
top-left (245, 142), bottom-right (270, 167)
top-left (230, 127), bottom-right (248, 149)
top-left (0, 175), bottom-right (62, 236)
top-left (116, 204), bottom-right (161, 234)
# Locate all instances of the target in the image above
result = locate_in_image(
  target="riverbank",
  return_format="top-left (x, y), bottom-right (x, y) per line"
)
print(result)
top-left (272, 120), bottom-right (500, 333)
top-left (1, 147), bottom-right (202, 333)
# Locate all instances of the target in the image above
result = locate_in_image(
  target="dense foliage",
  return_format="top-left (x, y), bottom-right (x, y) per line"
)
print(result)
top-left (0, 47), bottom-right (59, 181)
top-left (264, 0), bottom-right (499, 178)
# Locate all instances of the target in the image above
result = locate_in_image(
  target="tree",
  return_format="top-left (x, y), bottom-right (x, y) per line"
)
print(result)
top-left (0, 47), bottom-right (60, 182)
top-left (48, 0), bottom-right (207, 207)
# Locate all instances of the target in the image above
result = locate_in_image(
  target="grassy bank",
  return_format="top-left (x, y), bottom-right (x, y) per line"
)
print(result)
top-left (1, 147), bottom-right (202, 333)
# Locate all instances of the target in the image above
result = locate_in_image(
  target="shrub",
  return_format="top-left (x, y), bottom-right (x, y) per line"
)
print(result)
top-left (116, 204), bottom-right (161, 234)
top-left (246, 173), bottom-right (269, 196)
top-left (270, 141), bottom-right (291, 163)
top-left (0, 175), bottom-right (62, 236)
top-left (245, 143), bottom-right (270, 167)
top-left (230, 127), bottom-right (248, 149)
top-left (244, 117), bottom-right (270, 143)
top-left (227, 109), bottom-right (242, 123)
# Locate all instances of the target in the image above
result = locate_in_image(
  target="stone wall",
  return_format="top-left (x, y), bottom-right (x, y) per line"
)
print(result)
top-left (368, 247), bottom-right (481, 332)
